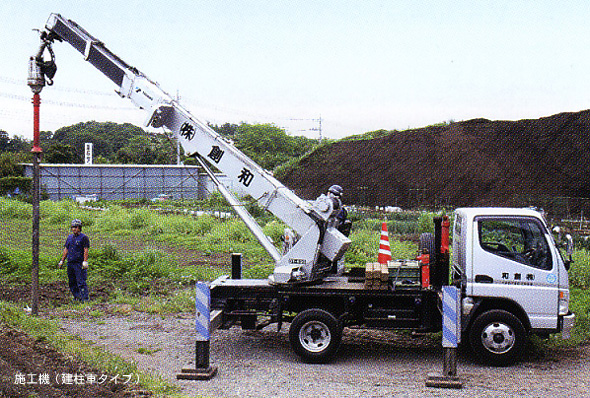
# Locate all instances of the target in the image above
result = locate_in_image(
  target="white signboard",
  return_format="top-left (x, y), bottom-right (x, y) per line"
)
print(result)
top-left (84, 143), bottom-right (93, 165)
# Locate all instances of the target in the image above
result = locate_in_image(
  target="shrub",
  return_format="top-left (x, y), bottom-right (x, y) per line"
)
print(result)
top-left (0, 247), bottom-right (17, 274)
top-left (91, 245), bottom-right (177, 294)
top-left (346, 229), bottom-right (379, 266)
top-left (206, 220), bottom-right (253, 245)
top-left (0, 198), bottom-right (31, 219)
top-left (194, 215), bottom-right (216, 235)
top-left (345, 228), bottom-right (418, 266)
top-left (263, 220), bottom-right (287, 247)
top-left (96, 205), bottom-right (130, 231)
top-left (129, 208), bottom-right (153, 230)
top-left (0, 176), bottom-right (31, 195)
top-left (91, 244), bottom-right (127, 279)
top-left (570, 249), bottom-right (590, 289)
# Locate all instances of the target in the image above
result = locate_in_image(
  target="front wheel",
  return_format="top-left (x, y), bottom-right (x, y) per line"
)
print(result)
top-left (468, 309), bottom-right (527, 366)
top-left (289, 309), bottom-right (342, 363)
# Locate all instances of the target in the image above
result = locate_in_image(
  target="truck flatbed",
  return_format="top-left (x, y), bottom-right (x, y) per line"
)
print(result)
top-left (210, 274), bottom-right (440, 333)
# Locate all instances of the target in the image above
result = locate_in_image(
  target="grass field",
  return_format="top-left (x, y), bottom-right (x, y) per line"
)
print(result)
top-left (1, 197), bottom-right (589, 346)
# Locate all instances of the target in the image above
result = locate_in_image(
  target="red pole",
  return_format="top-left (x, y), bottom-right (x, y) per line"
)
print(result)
top-left (31, 92), bottom-right (42, 316)
top-left (31, 93), bottom-right (42, 153)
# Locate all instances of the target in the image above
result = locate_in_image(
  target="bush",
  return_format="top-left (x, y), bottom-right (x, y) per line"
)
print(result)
top-left (91, 245), bottom-right (177, 294)
top-left (570, 249), bottom-right (590, 289)
top-left (96, 205), bottom-right (130, 231)
top-left (346, 229), bottom-right (379, 266)
top-left (194, 215), bottom-right (214, 235)
top-left (206, 220), bottom-right (254, 245)
top-left (0, 247), bottom-right (17, 274)
top-left (91, 244), bottom-right (127, 279)
top-left (129, 208), bottom-right (153, 230)
top-left (0, 198), bottom-right (31, 219)
top-left (0, 152), bottom-right (24, 178)
top-left (345, 228), bottom-right (418, 266)
top-left (47, 201), bottom-right (74, 224)
top-left (263, 220), bottom-right (287, 247)
top-left (0, 176), bottom-right (31, 195)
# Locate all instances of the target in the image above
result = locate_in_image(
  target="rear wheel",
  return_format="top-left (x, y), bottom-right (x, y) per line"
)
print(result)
top-left (289, 309), bottom-right (342, 363)
top-left (468, 309), bottom-right (526, 366)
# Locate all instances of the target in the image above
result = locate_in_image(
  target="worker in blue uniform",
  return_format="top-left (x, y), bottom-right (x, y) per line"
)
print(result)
top-left (58, 219), bottom-right (90, 301)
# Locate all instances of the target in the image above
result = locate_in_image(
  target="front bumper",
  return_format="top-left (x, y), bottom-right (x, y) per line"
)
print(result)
top-left (560, 311), bottom-right (576, 339)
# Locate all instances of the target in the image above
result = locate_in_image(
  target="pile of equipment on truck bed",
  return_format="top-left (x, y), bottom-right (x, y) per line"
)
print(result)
top-left (364, 260), bottom-right (421, 290)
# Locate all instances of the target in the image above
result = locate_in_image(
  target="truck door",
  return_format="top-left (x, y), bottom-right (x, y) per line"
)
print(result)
top-left (471, 216), bottom-right (559, 330)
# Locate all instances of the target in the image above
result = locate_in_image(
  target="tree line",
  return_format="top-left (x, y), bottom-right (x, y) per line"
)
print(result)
top-left (0, 121), bottom-right (319, 194)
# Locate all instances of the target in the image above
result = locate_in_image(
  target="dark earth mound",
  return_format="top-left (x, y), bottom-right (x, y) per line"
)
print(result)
top-left (280, 110), bottom-right (590, 215)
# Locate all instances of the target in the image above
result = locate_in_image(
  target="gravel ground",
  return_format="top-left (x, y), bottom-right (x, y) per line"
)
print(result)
top-left (59, 312), bottom-right (590, 398)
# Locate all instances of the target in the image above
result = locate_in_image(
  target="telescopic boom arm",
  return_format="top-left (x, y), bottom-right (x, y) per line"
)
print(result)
top-left (39, 13), bottom-right (350, 284)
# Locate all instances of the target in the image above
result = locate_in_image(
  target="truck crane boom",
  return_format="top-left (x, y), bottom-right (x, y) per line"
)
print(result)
top-left (37, 13), bottom-right (350, 284)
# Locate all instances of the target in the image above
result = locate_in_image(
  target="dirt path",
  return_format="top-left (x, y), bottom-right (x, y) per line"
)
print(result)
top-left (58, 312), bottom-right (590, 398)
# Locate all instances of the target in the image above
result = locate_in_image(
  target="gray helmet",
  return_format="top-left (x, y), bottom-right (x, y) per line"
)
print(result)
top-left (71, 219), bottom-right (82, 228)
top-left (328, 184), bottom-right (343, 197)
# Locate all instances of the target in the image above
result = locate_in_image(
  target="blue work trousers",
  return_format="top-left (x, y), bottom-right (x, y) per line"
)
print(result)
top-left (67, 262), bottom-right (89, 301)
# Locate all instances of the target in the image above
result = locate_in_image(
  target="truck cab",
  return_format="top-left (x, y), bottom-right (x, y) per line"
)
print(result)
top-left (453, 208), bottom-right (575, 365)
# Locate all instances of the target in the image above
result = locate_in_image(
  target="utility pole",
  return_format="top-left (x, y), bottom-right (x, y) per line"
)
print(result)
top-left (292, 115), bottom-right (323, 142)
top-left (309, 115), bottom-right (323, 142)
top-left (27, 35), bottom-right (52, 315)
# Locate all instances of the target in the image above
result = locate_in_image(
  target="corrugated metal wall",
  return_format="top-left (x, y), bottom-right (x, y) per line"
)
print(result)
top-left (21, 164), bottom-right (241, 201)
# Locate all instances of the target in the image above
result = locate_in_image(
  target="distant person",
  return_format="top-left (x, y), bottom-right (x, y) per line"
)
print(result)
top-left (58, 219), bottom-right (90, 301)
top-left (327, 184), bottom-right (349, 232)
top-left (326, 184), bottom-right (351, 275)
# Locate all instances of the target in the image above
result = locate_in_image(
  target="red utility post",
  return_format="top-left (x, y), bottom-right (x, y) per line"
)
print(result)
top-left (28, 36), bottom-right (51, 315)
top-left (30, 92), bottom-right (42, 316)
top-left (31, 93), bottom-right (42, 153)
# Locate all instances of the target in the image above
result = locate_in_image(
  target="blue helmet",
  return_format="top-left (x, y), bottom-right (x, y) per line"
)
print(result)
top-left (328, 185), bottom-right (343, 197)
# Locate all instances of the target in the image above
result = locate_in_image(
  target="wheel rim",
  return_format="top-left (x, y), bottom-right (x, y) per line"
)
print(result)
top-left (299, 320), bottom-right (331, 353)
top-left (481, 321), bottom-right (515, 354)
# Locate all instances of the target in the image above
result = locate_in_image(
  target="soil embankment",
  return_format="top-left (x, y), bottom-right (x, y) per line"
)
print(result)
top-left (280, 110), bottom-right (590, 213)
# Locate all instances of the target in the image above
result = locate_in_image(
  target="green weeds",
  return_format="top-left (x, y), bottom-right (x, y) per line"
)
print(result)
top-left (0, 301), bottom-right (179, 396)
top-left (0, 197), bottom-right (31, 219)
top-left (346, 229), bottom-right (417, 266)
top-left (569, 249), bottom-right (590, 289)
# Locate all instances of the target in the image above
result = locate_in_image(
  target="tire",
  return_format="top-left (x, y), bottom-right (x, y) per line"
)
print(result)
top-left (419, 233), bottom-right (435, 256)
top-left (289, 309), bottom-right (342, 363)
top-left (468, 309), bottom-right (527, 366)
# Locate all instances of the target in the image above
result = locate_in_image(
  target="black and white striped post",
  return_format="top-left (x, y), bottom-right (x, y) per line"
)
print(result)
top-left (426, 285), bottom-right (463, 388)
top-left (177, 282), bottom-right (218, 380)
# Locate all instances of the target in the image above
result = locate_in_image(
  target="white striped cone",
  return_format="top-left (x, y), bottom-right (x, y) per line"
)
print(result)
top-left (378, 221), bottom-right (392, 264)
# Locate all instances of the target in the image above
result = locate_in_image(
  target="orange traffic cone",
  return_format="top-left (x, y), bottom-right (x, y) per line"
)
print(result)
top-left (378, 221), bottom-right (392, 264)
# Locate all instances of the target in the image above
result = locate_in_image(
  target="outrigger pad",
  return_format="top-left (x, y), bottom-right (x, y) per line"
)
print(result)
top-left (176, 366), bottom-right (218, 381)
top-left (425, 372), bottom-right (462, 389)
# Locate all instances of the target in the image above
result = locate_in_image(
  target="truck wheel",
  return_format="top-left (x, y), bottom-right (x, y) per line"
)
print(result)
top-left (468, 309), bottom-right (526, 366)
top-left (289, 309), bottom-right (342, 363)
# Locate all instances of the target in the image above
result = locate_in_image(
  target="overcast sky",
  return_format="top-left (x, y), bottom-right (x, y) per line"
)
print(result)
top-left (2, 1), bottom-right (590, 140)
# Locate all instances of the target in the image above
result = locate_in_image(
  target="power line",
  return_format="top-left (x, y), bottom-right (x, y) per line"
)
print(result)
top-left (0, 74), bottom-right (343, 137)
top-left (0, 74), bottom-right (114, 96)
top-left (0, 91), bottom-right (136, 111)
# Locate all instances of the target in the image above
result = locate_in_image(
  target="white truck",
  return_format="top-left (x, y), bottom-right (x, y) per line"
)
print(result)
top-left (211, 208), bottom-right (575, 365)
top-left (32, 14), bottom-right (575, 366)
